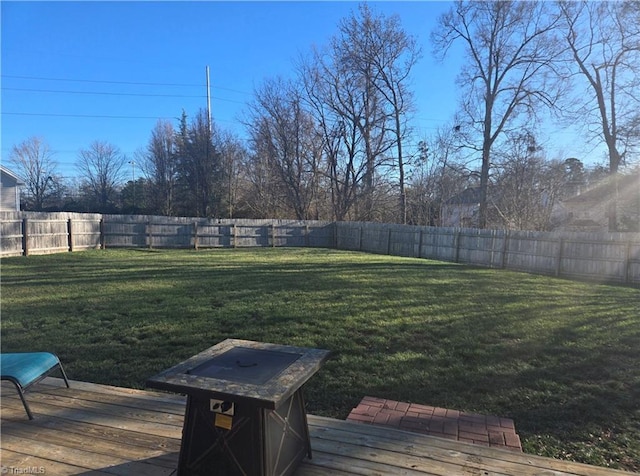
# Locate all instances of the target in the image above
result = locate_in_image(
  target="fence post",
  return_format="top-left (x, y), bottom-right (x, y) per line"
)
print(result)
top-left (359, 226), bottom-right (364, 251)
top-left (417, 229), bottom-right (423, 259)
top-left (22, 218), bottom-right (29, 256)
top-left (100, 218), bottom-right (105, 249)
top-left (193, 222), bottom-right (199, 250)
top-left (625, 241), bottom-right (632, 284)
top-left (454, 230), bottom-right (461, 263)
top-left (555, 237), bottom-right (564, 277)
top-left (490, 230), bottom-right (496, 268)
top-left (501, 230), bottom-right (510, 269)
top-left (147, 221), bottom-right (153, 249)
top-left (233, 224), bottom-right (237, 248)
top-left (305, 224), bottom-right (310, 247)
top-left (67, 219), bottom-right (74, 252)
top-left (271, 223), bottom-right (276, 247)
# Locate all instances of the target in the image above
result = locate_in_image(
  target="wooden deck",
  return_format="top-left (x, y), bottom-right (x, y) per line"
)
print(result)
top-left (0, 378), bottom-right (633, 476)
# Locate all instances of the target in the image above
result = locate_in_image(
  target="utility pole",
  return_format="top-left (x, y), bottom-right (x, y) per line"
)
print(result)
top-left (204, 66), bottom-right (212, 217)
top-left (206, 65), bottom-right (212, 134)
top-left (129, 160), bottom-right (136, 213)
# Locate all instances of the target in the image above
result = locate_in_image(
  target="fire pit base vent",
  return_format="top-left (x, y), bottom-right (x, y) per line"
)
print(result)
top-left (181, 390), bottom-right (309, 476)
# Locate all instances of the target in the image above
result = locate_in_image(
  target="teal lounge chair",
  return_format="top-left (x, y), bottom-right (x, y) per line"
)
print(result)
top-left (1, 352), bottom-right (70, 419)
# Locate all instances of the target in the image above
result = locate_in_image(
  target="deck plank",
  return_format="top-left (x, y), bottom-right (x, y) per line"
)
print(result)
top-left (306, 416), bottom-right (632, 476)
top-left (2, 433), bottom-right (175, 476)
top-left (1, 416), bottom-right (179, 465)
top-left (1, 392), bottom-right (181, 439)
top-left (1, 379), bottom-right (634, 476)
top-left (0, 448), bottom-right (114, 476)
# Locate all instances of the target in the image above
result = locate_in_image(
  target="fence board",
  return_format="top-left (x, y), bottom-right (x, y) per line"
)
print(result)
top-left (0, 219), bottom-right (23, 257)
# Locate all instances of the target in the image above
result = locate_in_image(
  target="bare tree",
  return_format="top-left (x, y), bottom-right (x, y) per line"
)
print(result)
top-left (217, 130), bottom-right (248, 219)
top-left (559, 0), bottom-right (640, 230)
top-left (339, 4), bottom-right (421, 223)
top-left (406, 141), bottom-right (438, 226)
top-left (333, 17), bottom-right (389, 220)
top-left (76, 140), bottom-right (126, 212)
top-left (302, 58), bottom-right (371, 221)
top-left (301, 47), bottom-right (393, 220)
top-left (407, 127), bottom-right (473, 226)
top-left (491, 132), bottom-right (565, 230)
top-left (432, 1), bottom-right (564, 228)
top-left (300, 6), bottom-right (399, 222)
top-left (139, 119), bottom-right (178, 216)
top-left (246, 77), bottom-right (323, 220)
top-left (242, 141), bottom-right (284, 218)
top-left (9, 137), bottom-right (60, 211)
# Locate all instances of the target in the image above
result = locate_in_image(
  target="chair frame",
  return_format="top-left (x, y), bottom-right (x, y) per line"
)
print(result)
top-left (1, 353), bottom-right (70, 420)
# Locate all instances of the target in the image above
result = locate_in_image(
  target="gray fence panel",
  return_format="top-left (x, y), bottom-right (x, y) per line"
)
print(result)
top-left (1, 212), bottom-right (638, 285)
top-left (0, 219), bottom-right (23, 257)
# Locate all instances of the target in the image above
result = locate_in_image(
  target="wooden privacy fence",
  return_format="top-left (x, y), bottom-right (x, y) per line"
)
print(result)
top-left (1, 212), bottom-right (639, 285)
top-left (0, 213), bottom-right (335, 256)
top-left (335, 222), bottom-right (640, 285)
top-left (100, 215), bottom-right (335, 249)
top-left (0, 213), bottom-right (104, 256)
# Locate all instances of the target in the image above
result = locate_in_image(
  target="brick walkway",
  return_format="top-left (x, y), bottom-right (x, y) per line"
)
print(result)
top-left (346, 396), bottom-right (522, 451)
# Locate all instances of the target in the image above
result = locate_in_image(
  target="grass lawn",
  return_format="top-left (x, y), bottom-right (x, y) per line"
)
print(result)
top-left (1, 247), bottom-right (639, 471)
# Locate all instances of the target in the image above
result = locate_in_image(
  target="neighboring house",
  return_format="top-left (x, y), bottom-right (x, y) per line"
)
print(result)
top-left (440, 187), bottom-right (481, 228)
top-left (552, 172), bottom-right (640, 232)
top-left (0, 165), bottom-right (25, 211)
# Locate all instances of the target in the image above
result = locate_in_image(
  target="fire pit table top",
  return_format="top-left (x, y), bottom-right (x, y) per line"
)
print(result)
top-left (146, 339), bottom-right (331, 409)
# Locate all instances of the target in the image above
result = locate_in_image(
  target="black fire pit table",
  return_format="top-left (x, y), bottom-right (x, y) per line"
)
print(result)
top-left (146, 339), bottom-right (331, 476)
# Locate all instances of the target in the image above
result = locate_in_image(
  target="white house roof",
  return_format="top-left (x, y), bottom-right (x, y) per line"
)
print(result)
top-left (0, 165), bottom-right (26, 185)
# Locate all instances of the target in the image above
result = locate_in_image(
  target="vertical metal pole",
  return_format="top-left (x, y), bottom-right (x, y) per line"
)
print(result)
top-left (129, 160), bottom-right (136, 213)
top-left (206, 66), bottom-right (212, 134)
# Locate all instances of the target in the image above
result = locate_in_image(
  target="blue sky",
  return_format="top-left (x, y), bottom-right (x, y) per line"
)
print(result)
top-left (1, 1), bottom-right (603, 180)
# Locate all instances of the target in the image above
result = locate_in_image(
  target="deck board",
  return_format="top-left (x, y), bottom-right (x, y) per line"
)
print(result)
top-left (1, 378), bottom-right (634, 476)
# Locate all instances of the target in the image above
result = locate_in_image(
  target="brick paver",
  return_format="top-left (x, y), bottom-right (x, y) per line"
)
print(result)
top-left (346, 397), bottom-right (522, 451)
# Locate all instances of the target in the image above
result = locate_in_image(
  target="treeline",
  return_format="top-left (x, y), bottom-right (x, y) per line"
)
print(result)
top-left (8, 2), bottom-right (640, 230)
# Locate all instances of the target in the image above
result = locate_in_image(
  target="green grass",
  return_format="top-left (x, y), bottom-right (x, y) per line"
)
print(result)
top-left (1, 248), bottom-right (639, 471)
